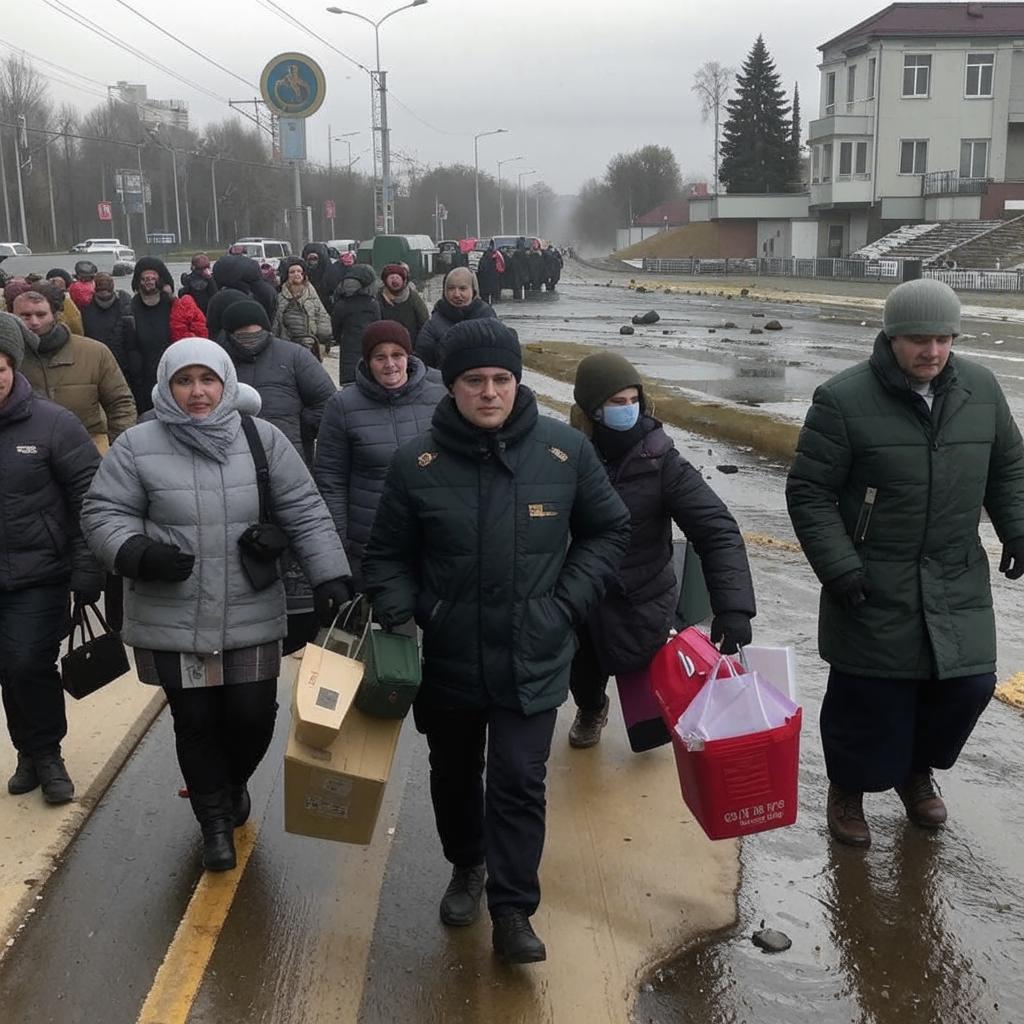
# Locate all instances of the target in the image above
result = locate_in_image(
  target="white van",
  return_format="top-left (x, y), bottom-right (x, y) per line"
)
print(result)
top-left (71, 238), bottom-right (122, 253)
top-left (232, 238), bottom-right (292, 261)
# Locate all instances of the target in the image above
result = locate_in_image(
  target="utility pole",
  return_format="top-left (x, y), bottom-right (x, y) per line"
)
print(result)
top-left (14, 116), bottom-right (28, 246)
top-left (170, 146), bottom-right (182, 247)
top-left (210, 158), bottom-right (220, 247)
top-left (473, 129), bottom-right (506, 237)
top-left (63, 125), bottom-right (78, 244)
top-left (0, 125), bottom-right (12, 239)
top-left (497, 155), bottom-right (521, 236)
top-left (45, 141), bottom-right (58, 249)
top-left (137, 144), bottom-right (149, 246)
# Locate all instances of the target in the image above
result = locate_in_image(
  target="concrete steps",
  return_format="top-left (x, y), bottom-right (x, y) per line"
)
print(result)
top-left (944, 215), bottom-right (1024, 268)
top-left (854, 220), bottom-right (1002, 263)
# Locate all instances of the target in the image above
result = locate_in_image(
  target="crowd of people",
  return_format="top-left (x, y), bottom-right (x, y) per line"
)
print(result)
top-left (0, 239), bottom-right (1020, 968)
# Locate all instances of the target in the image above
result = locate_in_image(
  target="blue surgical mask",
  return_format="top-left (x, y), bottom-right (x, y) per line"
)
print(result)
top-left (599, 402), bottom-right (640, 431)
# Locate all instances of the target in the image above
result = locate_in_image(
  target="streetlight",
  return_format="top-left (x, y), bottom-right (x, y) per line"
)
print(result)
top-left (327, 0), bottom-right (428, 234)
top-left (497, 155), bottom-right (521, 235)
top-left (473, 129), bottom-right (506, 238)
top-left (516, 169), bottom-right (536, 235)
top-left (328, 128), bottom-right (359, 176)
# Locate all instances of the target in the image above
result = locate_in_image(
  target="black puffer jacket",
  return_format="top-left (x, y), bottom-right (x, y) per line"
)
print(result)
top-left (82, 293), bottom-right (139, 389)
top-left (217, 330), bottom-right (336, 461)
top-left (211, 254), bottom-right (278, 325)
top-left (301, 242), bottom-right (332, 304)
top-left (314, 356), bottom-right (445, 582)
top-left (130, 292), bottom-right (173, 411)
top-left (414, 297), bottom-right (498, 369)
top-left (330, 265), bottom-right (380, 385)
top-left (0, 373), bottom-right (101, 593)
top-left (130, 256), bottom-right (174, 293)
top-left (585, 417), bottom-right (756, 674)
top-left (178, 270), bottom-right (218, 313)
top-left (363, 387), bottom-right (631, 714)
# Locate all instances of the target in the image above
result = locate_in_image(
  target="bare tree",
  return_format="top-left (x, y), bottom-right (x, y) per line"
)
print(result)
top-left (691, 61), bottom-right (735, 195)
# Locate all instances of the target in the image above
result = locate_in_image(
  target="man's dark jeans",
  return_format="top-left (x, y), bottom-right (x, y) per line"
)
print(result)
top-left (0, 584), bottom-right (71, 755)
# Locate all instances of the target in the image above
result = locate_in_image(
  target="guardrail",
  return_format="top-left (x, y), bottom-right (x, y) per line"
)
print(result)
top-left (922, 171), bottom-right (988, 196)
top-left (639, 255), bottom-right (1024, 292)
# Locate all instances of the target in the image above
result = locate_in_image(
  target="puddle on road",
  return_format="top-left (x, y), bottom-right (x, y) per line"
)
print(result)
top-left (632, 650), bottom-right (1024, 1024)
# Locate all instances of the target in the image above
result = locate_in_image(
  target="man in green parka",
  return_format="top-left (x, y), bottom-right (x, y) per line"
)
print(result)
top-left (363, 318), bottom-right (629, 963)
top-left (787, 278), bottom-right (1024, 849)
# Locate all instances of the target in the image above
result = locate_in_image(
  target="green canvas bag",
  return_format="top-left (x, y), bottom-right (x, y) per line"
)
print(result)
top-left (353, 627), bottom-right (422, 719)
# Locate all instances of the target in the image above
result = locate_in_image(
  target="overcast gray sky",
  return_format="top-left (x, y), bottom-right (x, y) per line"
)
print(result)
top-left (7, 0), bottom-right (895, 194)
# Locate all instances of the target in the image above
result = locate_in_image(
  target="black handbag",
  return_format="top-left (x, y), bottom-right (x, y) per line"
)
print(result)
top-left (61, 602), bottom-right (131, 700)
top-left (238, 415), bottom-right (290, 591)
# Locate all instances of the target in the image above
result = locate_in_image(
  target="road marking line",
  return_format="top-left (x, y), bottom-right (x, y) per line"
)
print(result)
top-left (136, 824), bottom-right (258, 1024)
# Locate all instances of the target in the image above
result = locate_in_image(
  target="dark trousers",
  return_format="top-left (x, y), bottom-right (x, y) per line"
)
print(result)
top-left (164, 680), bottom-right (278, 797)
top-left (413, 702), bottom-right (557, 916)
top-left (820, 668), bottom-right (996, 793)
top-left (0, 584), bottom-right (70, 755)
top-left (569, 628), bottom-right (609, 712)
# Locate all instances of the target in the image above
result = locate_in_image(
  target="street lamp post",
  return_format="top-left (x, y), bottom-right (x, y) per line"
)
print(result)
top-left (497, 155), bottom-right (521, 235)
top-left (473, 129), bottom-right (506, 238)
top-left (516, 169), bottom-right (535, 235)
top-left (327, 128), bottom-right (359, 235)
top-left (327, 0), bottom-right (427, 234)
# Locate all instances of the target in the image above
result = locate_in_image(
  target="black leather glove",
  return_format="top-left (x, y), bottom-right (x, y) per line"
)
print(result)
top-left (70, 569), bottom-right (103, 606)
top-left (825, 569), bottom-right (871, 611)
top-left (138, 542), bottom-right (195, 583)
top-left (710, 611), bottom-right (753, 655)
top-left (314, 578), bottom-right (354, 626)
top-left (999, 541), bottom-right (1024, 580)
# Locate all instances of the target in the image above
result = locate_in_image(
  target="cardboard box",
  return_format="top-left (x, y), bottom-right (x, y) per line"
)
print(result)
top-left (293, 641), bottom-right (364, 749)
top-left (283, 700), bottom-right (404, 845)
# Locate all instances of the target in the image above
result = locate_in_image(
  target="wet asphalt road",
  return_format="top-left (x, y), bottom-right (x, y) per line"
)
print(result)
top-left (1, 264), bottom-right (1023, 1023)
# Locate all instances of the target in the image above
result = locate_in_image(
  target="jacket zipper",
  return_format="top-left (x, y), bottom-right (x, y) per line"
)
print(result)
top-left (853, 486), bottom-right (877, 544)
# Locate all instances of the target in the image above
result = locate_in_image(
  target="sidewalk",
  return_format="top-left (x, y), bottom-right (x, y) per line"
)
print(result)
top-left (0, 670), bottom-right (163, 954)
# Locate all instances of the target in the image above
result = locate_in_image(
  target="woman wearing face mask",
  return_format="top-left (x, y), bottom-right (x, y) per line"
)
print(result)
top-left (271, 259), bottom-right (332, 361)
top-left (565, 353), bottom-right (757, 750)
top-left (378, 263), bottom-right (429, 342)
top-left (330, 264), bottom-right (380, 386)
top-left (81, 338), bottom-right (351, 873)
top-left (414, 267), bottom-right (497, 370)
top-left (315, 320), bottom-right (446, 590)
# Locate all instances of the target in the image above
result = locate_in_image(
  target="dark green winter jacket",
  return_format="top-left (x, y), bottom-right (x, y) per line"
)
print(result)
top-left (362, 387), bottom-right (630, 714)
top-left (786, 332), bottom-right (1024, 680)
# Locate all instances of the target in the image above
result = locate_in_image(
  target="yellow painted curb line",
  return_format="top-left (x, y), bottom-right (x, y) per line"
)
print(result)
top-left (136, 825), bottom-right (258, 1024)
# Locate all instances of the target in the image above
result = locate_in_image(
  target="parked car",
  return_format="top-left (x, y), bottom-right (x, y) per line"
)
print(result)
top-left (110, 247), bottom-right (136, 277)
top-left (326, 238), bottom-right (358, 254)
top-left (231, 237), bottom-right (292, 261)
top-left (70, 237), bottom-right (122, 253)
top-left (0, 242), bottom-right (32, 258)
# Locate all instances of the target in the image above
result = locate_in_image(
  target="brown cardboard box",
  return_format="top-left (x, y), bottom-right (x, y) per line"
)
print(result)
top-left (283, 701), bottom-right (404, 845)
top-left (292, 641), bottom-right (364, 749)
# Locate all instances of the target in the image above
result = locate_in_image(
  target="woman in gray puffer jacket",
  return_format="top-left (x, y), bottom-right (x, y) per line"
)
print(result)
top-left (271, 258), bottom-right (332, 360)
top-left (315, 320), bottom-right (445, 587)
top-left (82, 338), bottom-right (352, 874)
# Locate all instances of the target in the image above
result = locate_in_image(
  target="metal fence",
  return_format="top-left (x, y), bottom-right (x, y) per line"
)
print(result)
top-left (639, 255), bottom-right (1024, 293)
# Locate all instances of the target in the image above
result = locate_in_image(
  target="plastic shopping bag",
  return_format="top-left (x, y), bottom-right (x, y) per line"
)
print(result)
top-left (676, 656), bottom-right (800, 751)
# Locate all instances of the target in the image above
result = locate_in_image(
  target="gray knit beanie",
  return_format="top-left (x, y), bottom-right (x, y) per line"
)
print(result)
top-left (883, 279), bottom-right (961, 339)
top-left (0, 310), bottom-right (30, 369)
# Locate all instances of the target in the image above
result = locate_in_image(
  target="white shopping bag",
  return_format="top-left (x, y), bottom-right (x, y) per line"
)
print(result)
top-left (675, 656), bottom-right (800, 751)
top-left (741, 645), bottom-right (797, 703)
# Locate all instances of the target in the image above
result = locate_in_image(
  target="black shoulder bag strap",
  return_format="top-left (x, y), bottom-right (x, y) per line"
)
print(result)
top-left (240, 414), bottom-right (271, 524)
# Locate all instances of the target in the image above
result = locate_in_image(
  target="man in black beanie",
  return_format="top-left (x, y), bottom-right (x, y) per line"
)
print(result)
top-left (363, 318), bottom-right (629, 965)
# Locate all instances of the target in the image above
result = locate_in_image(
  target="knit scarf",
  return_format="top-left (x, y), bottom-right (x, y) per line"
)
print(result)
top-left (381, 284), bottom-right (410, 305)
top-left (31, 323), bottom-right (70, 356)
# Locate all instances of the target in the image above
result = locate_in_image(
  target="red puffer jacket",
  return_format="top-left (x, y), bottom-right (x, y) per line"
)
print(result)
top-left (169, 294), bottom-right (208, 342)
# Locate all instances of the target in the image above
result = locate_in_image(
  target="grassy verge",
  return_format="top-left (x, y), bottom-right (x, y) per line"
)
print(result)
top-left (523, 341), bottom-right (800, 461)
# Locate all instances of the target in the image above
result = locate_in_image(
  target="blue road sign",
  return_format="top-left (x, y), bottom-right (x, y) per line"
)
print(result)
top-left (260, 53), bottom-right (326, 119)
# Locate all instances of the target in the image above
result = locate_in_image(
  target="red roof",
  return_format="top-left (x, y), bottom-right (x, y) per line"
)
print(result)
top-left (635, 199), bottom-right (690, 227)
top-left (821, 3), bottom-right (1024, 51)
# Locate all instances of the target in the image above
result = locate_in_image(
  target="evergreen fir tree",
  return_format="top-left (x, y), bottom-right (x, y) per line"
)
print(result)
top-left (719, 36), bottom-right (798, 193)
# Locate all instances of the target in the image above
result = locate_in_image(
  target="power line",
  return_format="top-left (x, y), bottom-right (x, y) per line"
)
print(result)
top-left (109, 0), bottom-right (259, 93)
top-left (39, 0), bottom-right (235, 108)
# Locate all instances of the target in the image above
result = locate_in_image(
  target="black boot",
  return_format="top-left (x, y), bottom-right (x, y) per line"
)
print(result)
top-left (189, 790), bottom-right (237, 871)
top-left (230, 784), bottom-right (251, 828)
top-left (492, 908), bottom-right (547, 964)
top-left (439, 864), bottom-right (486, 926)
top-left (7, 752), bottom-right (39, 795)
top-left (34, 750), bottom-right (74, 804)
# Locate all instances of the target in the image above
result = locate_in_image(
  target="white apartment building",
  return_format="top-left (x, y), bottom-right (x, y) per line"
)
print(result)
top-left (808, 2), bottom-right (1024, 256)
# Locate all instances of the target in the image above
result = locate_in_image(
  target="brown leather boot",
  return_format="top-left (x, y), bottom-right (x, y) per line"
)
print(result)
top-left (895, 770), bottom-right (947, 828)
top-left (827, 784), bottom-right (871, 848)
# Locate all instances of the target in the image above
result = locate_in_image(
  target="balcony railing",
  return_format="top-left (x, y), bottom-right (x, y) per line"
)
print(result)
top-left (922, 171), bottom-right (988, 196)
